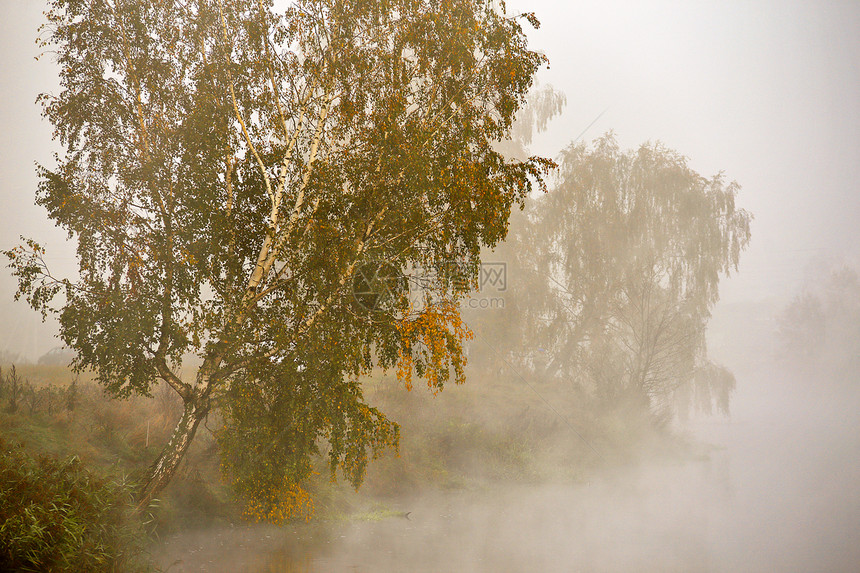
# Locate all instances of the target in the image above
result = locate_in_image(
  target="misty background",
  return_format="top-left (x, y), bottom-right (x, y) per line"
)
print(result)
top-left (2, 1), bottom-right (859, 359)
top-left (1, 1), bottom-right (858, 572)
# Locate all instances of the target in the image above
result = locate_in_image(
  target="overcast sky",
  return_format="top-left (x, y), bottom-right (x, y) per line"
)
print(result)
top-left (513, 0), bottom-right (860, 300)
top-left (1, 1), bottom-right (858, 360)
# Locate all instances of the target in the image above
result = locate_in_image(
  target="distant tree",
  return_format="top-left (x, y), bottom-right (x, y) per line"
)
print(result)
top-left (21, 384), bottom-right (38, 416)
top-left (65, 375), bottom-right (79, 412)
top-left (460, 82), bottom-right (566, 375)
top-left (492, 81), bottom-right (567, 161)
top-left (675, 362), bottom-right (736, 420)
top-left (776, 291), bottom-right (826, 365)
top-left (821, 266), bottom-right (860, 371)
top-left (777, 265), bottom-right (860, 376)
top-left (6, 0), bottom-right (551, 513)
top-left (0, 351), bottom-right (25, 367)
top-left (513, 134), bottom-right (751, 418)
top-left (38, 346), bottom-right (76, 366)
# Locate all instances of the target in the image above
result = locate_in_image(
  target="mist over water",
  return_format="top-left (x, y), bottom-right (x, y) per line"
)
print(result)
top-left (689, 369), bottom-right (859, 572)
top-left (156, 346), bottom-right (860, 572)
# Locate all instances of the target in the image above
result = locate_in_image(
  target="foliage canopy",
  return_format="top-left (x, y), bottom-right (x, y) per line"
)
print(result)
top-left (6, 0), bottom-right (551, 513)
top-left (488, 134), bottom-right (751, 418)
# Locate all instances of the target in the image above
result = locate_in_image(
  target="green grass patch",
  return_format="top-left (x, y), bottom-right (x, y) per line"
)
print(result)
top-left (0, 438), bottom-right (152, 572)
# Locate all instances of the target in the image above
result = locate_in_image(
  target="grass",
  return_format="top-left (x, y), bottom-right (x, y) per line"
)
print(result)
top-left (0, 438), bottom-right (152, 572)
top-left (0, 358), bottom-right (692, 552)
top-left (0, 362), bottom-right (236, 540)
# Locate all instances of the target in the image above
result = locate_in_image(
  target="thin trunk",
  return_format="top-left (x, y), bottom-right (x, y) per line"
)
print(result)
top-left (136, 394), bottom-right (209, 512)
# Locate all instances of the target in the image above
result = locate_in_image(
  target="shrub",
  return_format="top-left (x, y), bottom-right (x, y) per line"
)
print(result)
top-left (0, 438), bottom-right (151, 572)
top-left (2, 365), bottom-right (25, 414)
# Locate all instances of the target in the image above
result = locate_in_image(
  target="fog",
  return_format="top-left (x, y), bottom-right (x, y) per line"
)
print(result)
top-left (3, 1), bottom-right (860, 358)
top-left (2, 1), bottom-right (859, 572)
top-left (147, 332), bottom-right (858, 572)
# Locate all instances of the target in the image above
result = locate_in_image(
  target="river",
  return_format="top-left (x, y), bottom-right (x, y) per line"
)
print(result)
top-left (154, 363), bottom-right (859, 572)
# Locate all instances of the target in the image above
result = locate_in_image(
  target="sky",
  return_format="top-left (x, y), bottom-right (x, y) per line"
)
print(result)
top-left (1, 0), bottom-right (859, 360)
top-left (510, 0), bottom-right (860, 301)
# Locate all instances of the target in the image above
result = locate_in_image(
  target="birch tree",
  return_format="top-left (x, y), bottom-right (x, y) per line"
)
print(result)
top-left (6, 0), bottom-right (551, 512)
top-left (514, 134), bottom-right (751, 418)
